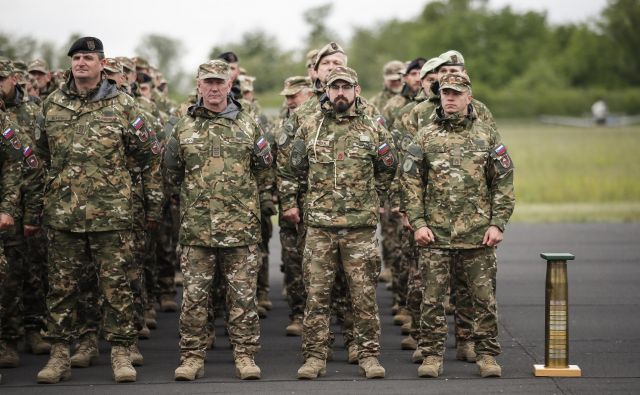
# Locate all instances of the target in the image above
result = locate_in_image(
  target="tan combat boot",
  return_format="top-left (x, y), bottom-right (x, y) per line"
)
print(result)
top-left (401, 321), bottom-right (412, 335)
top-left (235, 354), bottom-right (261, 380)
top-left (359, 356), bottom-right (385, 379)
top-left (257, 305), bottom-right (268, 319)
top-left (0, 341), bottom-right (19, 367)
top-left (418, 355), bottom-right (443, 378)
top-left (160, 295), bottom-right (178, 312)
top-left (347, 343), bottom-right (358, 364)
top-left (138, 323), bottom-right (151, 340)
top-left (411, 349), bottom-right (423, 364)
top-left (257, 292), bottom-right (273, 311)
top-left (285, 316), bottom-right (303, 336)
top-left (393, 308), bottom-right (411, 326)
top-left (391, 303), bottom-right (400, 316)
top-left (174, 356), bottom-right (204, 381)
top-left (37, 342), bottom-right (71, 384)
top-left (111, 345), bottom-right (137, 383)
top-left (174, 271), bottom-right (184, 287)
top-left (378, 267), bottom-right (392, 283)
top-left (129, 343), bottom-right (144, 366)
top-left (70, 332), bottom-right (99, 368)
top-left (456, 340), bottom-right (477, 362)
top-left (476, 355), bottom-right (502, 377)
top-left (401, 335), bottom-right (417, 350)
top-left (297, 357), bottom-right (326, 379)
top-left (144, 309), bottom-right (157, 329)
top-left (25, 331), bottom-right (52, 355)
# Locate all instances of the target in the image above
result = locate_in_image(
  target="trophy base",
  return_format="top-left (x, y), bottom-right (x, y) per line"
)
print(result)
top-left (533, 364), bottom-right (582, 377)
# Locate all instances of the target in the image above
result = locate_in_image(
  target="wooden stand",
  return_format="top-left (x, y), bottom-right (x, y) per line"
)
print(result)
top-left (533, 253), bottom-right (581, 377)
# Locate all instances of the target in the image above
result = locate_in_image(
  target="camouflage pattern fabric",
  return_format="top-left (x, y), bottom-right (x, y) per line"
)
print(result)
top-left (369, 88), bottom-right (396, 117)
top-left (382, 93), bottom-right (410, 130)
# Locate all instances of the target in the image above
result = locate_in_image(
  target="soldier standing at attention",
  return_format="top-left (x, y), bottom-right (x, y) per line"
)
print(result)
top-left (164, 60), bottom-right (273, 381)
top-left (287, 66), bottom-right (396, 380)
top-left (35, 36), bottom-right (163, 384)
top-left (369, 60), bottom-right (405, 117)
top-left (400, 72), bottom-right (515, 378)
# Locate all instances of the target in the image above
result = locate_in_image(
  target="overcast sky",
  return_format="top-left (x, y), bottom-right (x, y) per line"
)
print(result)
top-left (3, 0), bottom-right (607, 72)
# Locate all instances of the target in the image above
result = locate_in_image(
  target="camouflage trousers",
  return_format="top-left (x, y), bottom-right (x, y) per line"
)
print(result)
top-left (280, 220), bottom-right (306, 320)
top-left (0, 244), bottom-right (6, 339)
top-left (302, 226), bottom-right (381, 361)
top-left (44, 229), bottom-right (137, 345)
top-left (418, 247), bottom-right (501, 357)
top-left (156, 201), bottom-right (178, 299)
top-left (179, 244), bottom-right (261, 359)
top-left (257, 213), bottom-right (272, 299)
top-left (381, 211), bottom-right (405, 307)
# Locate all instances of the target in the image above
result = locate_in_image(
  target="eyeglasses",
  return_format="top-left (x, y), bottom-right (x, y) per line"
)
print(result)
top-left (328, 83), bottom-right (355, 92)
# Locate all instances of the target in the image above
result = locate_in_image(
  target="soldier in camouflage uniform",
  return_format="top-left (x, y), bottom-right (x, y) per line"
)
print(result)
top-left (164, 60), bottom-right (272, 381)
top-left (0, 59), bottom-right (49, 367)
top-left (274, 76), bottom-right (313, 335)
top-left (369, 60), bottom-right (404, 118)
top-left (28, 59), bottom-right (57, 101)
top-left (35, 37), bottom-right (163, 384)
top-left (400, 72), bottom-right (515, 378)
top-left (286, 66), bottom-right (396, 380)
top-left (382, 58), bottom-right (425, 128)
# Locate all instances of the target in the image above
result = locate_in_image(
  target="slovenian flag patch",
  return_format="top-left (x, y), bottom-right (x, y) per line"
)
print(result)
top-left (257, 137), bottom-right (267, 150)
top-left (3, 128), bottom-right (15, 140)
top-left (378, 143), bottom-right (390, 156)
top-left (131, 117), bottom-right (145, 130)
top-left (23, 146), bottom-right (33, 157)
top-left (495, 145), bottom-right (506, 156)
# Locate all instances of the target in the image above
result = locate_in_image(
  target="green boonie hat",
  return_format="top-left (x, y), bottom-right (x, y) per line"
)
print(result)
top-left (326, 66), bottom-right (358, 86)
top-left (197, 59), bottom-right (231, 81)
top-left (439, 50), bottom-right (465, 66)
top-left (0, 58), bottom-right (14, 78)
top-left (439, 72), bottom-right (471, 92)
top-left (420, 57), bottom-right (447, 79)
top-left (238, 75), bottom-right (255, 92)
top-left (305, 49), bottom-right (319, 69)
top-left (116, 56), bottom-right (135, 72)
top-left (27, 59), bottom-right (49, 74)
top-left (313, 42), bottom-right (345, 70)
top-left (104, 58), bottom-right (123, 74)
top-left (280, 76), bottom-right (311, 96)
top-left (383, 60), bottom-right (404, 81)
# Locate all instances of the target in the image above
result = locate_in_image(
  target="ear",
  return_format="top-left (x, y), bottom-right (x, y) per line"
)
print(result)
top-left (355, 84), bottom-right (362, 95)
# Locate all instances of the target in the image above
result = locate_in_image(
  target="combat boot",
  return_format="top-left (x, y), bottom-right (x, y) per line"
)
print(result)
top-left (235, 354), bottom-right (261, 380)
top-left (297, 357), bottom-right (326, 379)
top-left (418, 355), bottom-right (443, 378)
top-left (257, 292), bottom-right (273, 310)
top-left (476, 355), bottom-right (502, 377)
top-left (138, 323), bottom-right (151, 339)
top-left (411, 349), bottom-right (423, 363)
top-left (25, 331), bottom-right (52, 355)
top-left (285, 316), bottom-right (303, 336)
top-left (391, 303), bottom-right (400, 315)
top-left (174, 356), bottom-right (204, 381)
top-left (456, 340), bottom-right (477, 362)
top-left (111, 345), bottom-right (136, 383)
top-left (401, 336), bottom-right (417, 350)
top-left (257, 305), bottom-right (268, 318)
top-left (70, 332), bottom-right (99, 368)
top-left (174, 271), bottom-right (184, 287)
top-left (0, 341), bottom-right (19, 367)
top-left (347, 343), bottom-right (358, 364)
top-left (401, 321), bottom-right (411, 335)
top-left (359, 357), bottom-right (385, 379)
top-left (393, 308), bottom-right (411, 325)
top-left (37, 342), bottom-right (71, 384)
top-left (144, 309), bottom-right (157, 329)
top-left (378, 267), bottom-right (392, 283)
top-left (129, 343), bottom-right (144, 366)
top-left (160, 295), bottom-right (178, 312)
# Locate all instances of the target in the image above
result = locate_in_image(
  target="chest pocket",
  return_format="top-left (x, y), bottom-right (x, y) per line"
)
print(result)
top-left (347, 134), bottom-right (374, 160)
top-left (183, 136), bottom-right (208, 173)
top-left (221, 132), bottom-right (251, 173)
top-left (308, 138), bottom-right (334, 164)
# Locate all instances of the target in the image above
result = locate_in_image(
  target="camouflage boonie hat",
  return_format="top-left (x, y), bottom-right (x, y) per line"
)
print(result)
top-left (0, 58), bottom-right (14, 78)
top-left (305, 48), bottom-right (319, 69)
top-left (104, 58), bottom-right (123, 74)
top-left (280, 76), bottom-right (312, 96)
top-left (439, 50), bottom-right (465, 66)
top-left (326, 66), bottom-right (358, 86)
top-left (238, 75), bottom-right (255, 92)
top-left (420, 57), bottom-right (447, 79)
top-left (197, 59), bottom-right (231, 81)
top-left (313, 42), bottom-right (345, 70)
top-left (133, 56), bottom-right (151, 70)
top-left (27, 59), bottom-right (49, 74)
top-left (439, 72), bottom-right (471, 92)
top-left (116, 56), bottom-right (135, 72)
top-left (383, 60), bottom-right (404, 81)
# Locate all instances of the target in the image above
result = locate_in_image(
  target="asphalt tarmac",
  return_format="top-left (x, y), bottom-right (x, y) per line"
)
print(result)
top-left (1, 223), bottom-right (638, 394)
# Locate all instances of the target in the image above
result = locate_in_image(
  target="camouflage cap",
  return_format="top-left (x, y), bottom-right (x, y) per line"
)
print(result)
top-left (383, 60), bottom-right (405, 81)
top-left (326, 66), bottom-right (358, 86)
top-left (305, 48), bottom-right (319, 69)
top-left (238, 75), bottom-right (255, 92)
top-left (420, 57), bottom-right (447, 79)
top-left (439, 72), bottom-right (471, 92)
top-left (280, 76), bottom-right (312, 96)
top-left (133, 56), bottom-right (151, 70)
top-left (27, 58), bottom-right (49, 74)
top-left (439, 50), bottom-right (465, 66)
top-left (0, 58), bottom-right (14, 78)
top-left (197, 59), bottom-right (231, 81)
top-left (12, 60), bottom-right (27, 73)
top-left (104, 58), bottom-right (123, 74)
top-left (67, 36), bottom-right (104, 57)
top-left (116, 56), bottom-right (135, 72)
top-left (313, 42), bottom-right (345, 70)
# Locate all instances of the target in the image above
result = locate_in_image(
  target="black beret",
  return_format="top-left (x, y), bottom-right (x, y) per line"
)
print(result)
top-left (218, 51), bottom-right (239, 63)
top-left (405, 57), bottom-right (427, 75)
top-left (67, 37), bottom-right (104, 57)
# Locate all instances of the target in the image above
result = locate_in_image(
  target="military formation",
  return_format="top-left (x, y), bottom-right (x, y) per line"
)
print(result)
top-left (0, 35), bottom-right (514, 384)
